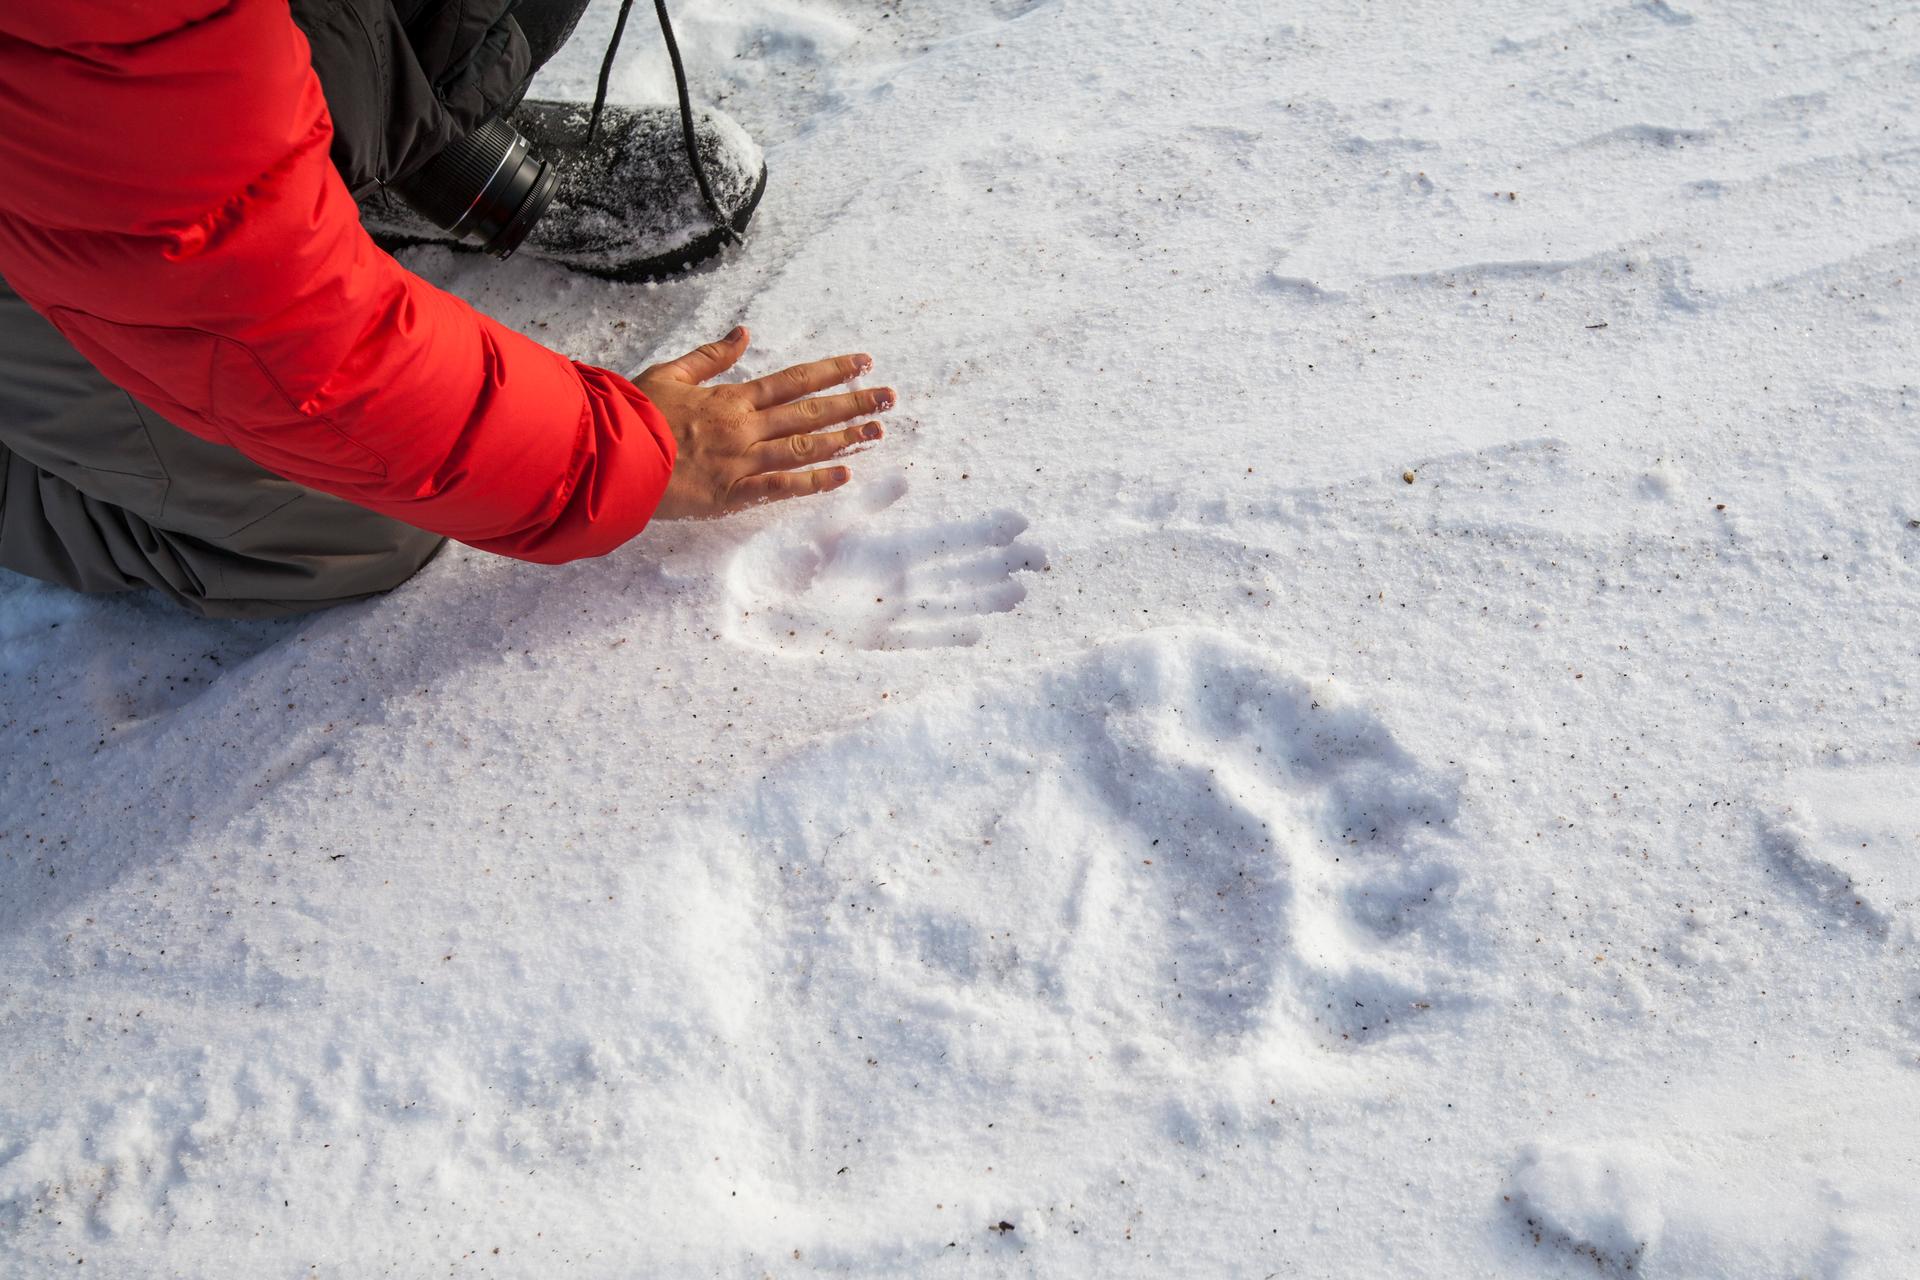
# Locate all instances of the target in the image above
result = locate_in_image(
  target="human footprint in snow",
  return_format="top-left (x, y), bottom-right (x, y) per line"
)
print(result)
top-left (0, 0), bottom-right (889, 618)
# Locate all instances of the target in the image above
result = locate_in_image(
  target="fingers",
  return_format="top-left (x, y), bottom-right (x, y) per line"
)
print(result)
top-left (727, 465), bottom-right (852, 510)
top-left (656, 325), bottom-right (750, 384)
top-left (744, 353), bottom-right (873, 408)
top-left (752, 421), bottom-right (883, 473)
top-left (760, 387), bottom-right (895, 438)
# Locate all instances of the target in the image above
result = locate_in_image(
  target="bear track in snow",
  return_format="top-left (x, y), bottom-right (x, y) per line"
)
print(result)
top-left (736, 629), bottom-right (1471, 1056)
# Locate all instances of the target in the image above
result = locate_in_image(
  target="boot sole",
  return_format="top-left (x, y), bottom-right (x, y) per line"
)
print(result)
top-left (369, 162), bottom-right (769, 284)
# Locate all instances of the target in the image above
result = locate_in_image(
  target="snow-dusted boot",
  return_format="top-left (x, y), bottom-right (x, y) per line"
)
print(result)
top-left (361, 99), bottom-right (766, 281)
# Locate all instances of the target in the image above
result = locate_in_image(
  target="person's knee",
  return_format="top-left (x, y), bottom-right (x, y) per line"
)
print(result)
top-left (185, 520), bottom-right (447, 620)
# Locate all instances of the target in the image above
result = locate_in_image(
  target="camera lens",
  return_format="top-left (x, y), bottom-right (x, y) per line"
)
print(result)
top-left (388, 117), bottom-right (559, 258)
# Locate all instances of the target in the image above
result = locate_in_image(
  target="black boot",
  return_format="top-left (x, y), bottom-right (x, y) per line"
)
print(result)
top-left (361, 99), bottom-right (766, 281)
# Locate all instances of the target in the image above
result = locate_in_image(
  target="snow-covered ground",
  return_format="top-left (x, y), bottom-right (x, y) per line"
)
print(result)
top-left (4, 0), bottom-right (1919, 1274)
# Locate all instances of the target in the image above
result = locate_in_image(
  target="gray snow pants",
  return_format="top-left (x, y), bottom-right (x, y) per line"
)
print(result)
top-left (0, 280), bottom-right (446, 619)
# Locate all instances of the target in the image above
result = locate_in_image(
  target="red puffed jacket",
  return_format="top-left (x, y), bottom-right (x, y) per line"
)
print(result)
top-left (0, 0), bottom-right (675, 562)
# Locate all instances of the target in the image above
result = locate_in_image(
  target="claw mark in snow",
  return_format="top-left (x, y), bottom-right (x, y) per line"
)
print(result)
top-left (1572, 123), bottom-right (1713, 150)
top-left (1760, 765), bottom-right (1920, 942)
top-left (1637, 0), bottom-right (1696, 26)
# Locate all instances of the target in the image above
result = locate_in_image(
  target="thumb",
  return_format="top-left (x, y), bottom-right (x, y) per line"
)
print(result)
top-left (658, 325), bottom-right (750, 384)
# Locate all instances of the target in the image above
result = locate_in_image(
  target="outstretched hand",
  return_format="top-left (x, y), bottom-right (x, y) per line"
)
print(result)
top-left (637, 326), bottom-right (893, 519)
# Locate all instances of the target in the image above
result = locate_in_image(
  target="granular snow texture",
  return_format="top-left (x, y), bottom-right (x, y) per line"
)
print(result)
top-left (3, 0), bottom-right (1919, 1276)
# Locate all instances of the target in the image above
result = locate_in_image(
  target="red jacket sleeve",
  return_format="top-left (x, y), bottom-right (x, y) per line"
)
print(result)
top-left (0, 0), bottom-right (674, 563)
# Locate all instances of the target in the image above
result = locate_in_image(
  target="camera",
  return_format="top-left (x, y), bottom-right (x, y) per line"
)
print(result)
top-left (388, 116), bottom-right (558, 258)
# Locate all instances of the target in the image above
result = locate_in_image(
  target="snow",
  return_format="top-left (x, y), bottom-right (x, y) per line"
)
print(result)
top-left (4, 0), bottom-right (1920, 1274)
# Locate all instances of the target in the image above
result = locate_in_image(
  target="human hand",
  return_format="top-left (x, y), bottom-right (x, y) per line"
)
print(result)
top-left (636, 326), bottom-right (893, 519)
